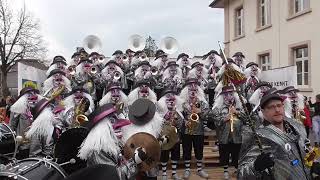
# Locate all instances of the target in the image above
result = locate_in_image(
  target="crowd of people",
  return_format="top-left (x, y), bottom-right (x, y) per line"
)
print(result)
top-left (0, 46), bottom-right (319, 180)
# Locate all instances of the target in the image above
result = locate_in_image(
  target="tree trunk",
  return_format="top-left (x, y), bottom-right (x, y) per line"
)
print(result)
top-left (1, 70), bottom-right (10, 97)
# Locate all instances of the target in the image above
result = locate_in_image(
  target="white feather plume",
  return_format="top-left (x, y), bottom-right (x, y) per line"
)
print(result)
top-left (46, 64), bottom-right (58, 76)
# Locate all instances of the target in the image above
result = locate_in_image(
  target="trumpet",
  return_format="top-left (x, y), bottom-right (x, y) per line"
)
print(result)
top-left (68, 65), bottom-right (76, 76)
top-left (98, 55), bottom-right (105, 63)
top-left (91, 66), bottom-right (98, 74)
top-left (113, 71), bottom-right (122, 80)
top-left (151, 66), bottom-right (158, 76)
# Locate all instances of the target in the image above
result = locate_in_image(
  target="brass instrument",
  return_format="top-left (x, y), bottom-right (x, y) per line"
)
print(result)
top-left (128, 34), bottom-right (146, 52)
top-left (113, 71), bottom-right (121, 80)
top-left (160, 36), bottom-right (179, 55)
top-left (186, 103), bottom-right (200, 135)
top-left (91, 66), bottom-right (98, 74)
top-left (83, 35), bottom-right (102, 54)
top-left (295, 110), bottom-right (306, 124)
top-left (151, 66), bottom-right (158, 76)
top-left (68, 65), bottom-right (76, 76)
top-left (72, 98), bottom-right (89, 127)
top-left (304, 147), bottom-right (320, 168)
top-left (160, 111), bottom-right (179, 150)
top-left (50, 85), bottom-right (66, 102)
top-left (229, 105), bottom-right (236, 133)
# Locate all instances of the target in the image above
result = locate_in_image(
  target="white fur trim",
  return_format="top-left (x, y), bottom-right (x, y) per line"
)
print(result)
top-left (99, 91), bottom-right (128, 108)
top-left (128, 87), bottom-right (157, 105)
top-left (212, 92), bottom-right (244, 110)
top-left (249, 88), bottom-right (262, 111)
top-left (78, 118), bottom-right (121, 160)
top-left (179, 86), bottom-right (207, 104)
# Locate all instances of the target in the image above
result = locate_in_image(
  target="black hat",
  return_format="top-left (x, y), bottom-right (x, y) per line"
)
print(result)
top-left (155, 50), bottom-right (166, 59)
top-left (112, 50), bottom-right (123, 56)
top-left (129, 98), bottom-right (156, 125)
top-left (53, 55), bottom-right (66, 62)
top-left (134, 50), bottom-right (143, 57)
top-left (71, 86), bottom-right (89, 94)
top-left (246, 62), bottom-right (259, 69)
top-left (71, 52), bottom-right (80, 59)
top-left (133, 79), bottom-right (151, 89)
top-left (260, 88), bottom-right (285, 109)
top-left (89, 52), bottom-right (100, 57)
top-left (202, 50), bottom-right (219, 60)
top-left (177, 53), bottom-right (189, 60)
top-left (86, 103), bottom-right (117, 130)
top-left (105, 60), bottom-right (120, 68)
top-left (191, 62), bottom-right (203, 69)
top-left (222, 58), bottom-right (236, 65)
top-left (161, 88), bottom-right (177, 98)
top-left (126, 49), bottom-right (135, 54)
top-left (32, 98), bottom-right (52, 119)
top-left (255, 81), bottom-right (272, 91)
top-left (18, 87), bottom-right (40, 99)
top-left (221, 85), bottom-right (235, 94)
top-left (182, 78), bottom-right (200, 89)
top-left (63, 164), bottom-right (120, 180)
top-left (137, 61), bottom-right (151, 68)
top-left (48, 69), bottom-right (66, 78)
top-left (232, 52), bottom-right (245, 58)
top-left (78, 58), bottom-right (93, 65)
top-left (50, 59), bottom-right (67, 66)
top-left (106, 83), bottom-right (122, 93)
top-left (165, 61), bottom-right (179, 70)
top-left (281, 86), bottom-right (299, 94)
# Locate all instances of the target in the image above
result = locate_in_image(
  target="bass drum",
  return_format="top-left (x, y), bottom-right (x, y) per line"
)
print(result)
top-left (54, 127), bottom-right (89, 175)
top-left (0, 123), bottom-right (16, 157)
top-left (0, 157), bottom-right (67, 180)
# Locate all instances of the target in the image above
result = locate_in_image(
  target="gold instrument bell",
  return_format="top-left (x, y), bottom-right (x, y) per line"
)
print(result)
top-left (161, 124), bottom-right (179, 151)
top-left (123, 132), bottom-right (160, 172)
top-left (304, 147), bottom-right (320, 168)
top-left (73, 98), bottom-right (90, 127)
top-left (186, 103), bottom-right (200, 135)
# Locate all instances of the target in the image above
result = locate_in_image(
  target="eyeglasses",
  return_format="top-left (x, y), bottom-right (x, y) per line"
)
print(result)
top-left (265, 103), bottom-right (283, 111)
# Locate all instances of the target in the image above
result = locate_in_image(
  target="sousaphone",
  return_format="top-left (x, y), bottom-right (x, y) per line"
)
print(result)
top-left (123, 132), bottom-right (160, 172)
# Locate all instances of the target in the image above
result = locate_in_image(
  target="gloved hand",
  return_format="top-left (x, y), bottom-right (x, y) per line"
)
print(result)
top-left (254, 152), bottom-right (275, 171)
top-left (134, 147), bottom-right (147, 164)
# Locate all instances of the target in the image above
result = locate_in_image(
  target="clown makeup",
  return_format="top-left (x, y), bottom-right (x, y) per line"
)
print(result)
top-left (260, 86), bottom-right (271, 94)
top-left (141, 65), bottom-right (150, 76)
top-left (250, 65), bottom-right (258, 76)
top-left (208, 54), bottom-right (216, 65)
top-left (73, 56), bottom-right (80, 65)
top-left (139, 85), bottom-right (149, 98)
top-left (83, 62), bottom-right (92, 73)
top-left (196, 65), bottom-right (203, 76)
top-left (181, 57), bottom-right (189, 66)
top-left (56, 62), bottom-right (66, 71)
top-left (165, 94), bottom-right (176, 110)
top-left (169, 66), bottom-right (177, 77)
top-left (74, 91), bottom-right (84, 105)
top-left (115, 55), bottom-right (123, 65)
top-left (27, 91), bottom-right (38, 108)
top-left (51, 105), bottom-right (65, 126)
top-left (53, 73), bottom-right (65, 87)
top-left (107, 63), bottom-right (116, 73)
top-left (110, 89), bottom-right (121, 103)
top-left (188, 83), bottom-right (198, 98)
top-left (234, 56), bottom-right (243, 66)
top-left (288, 91), bottom-right (297, 100)
top-left (223, 91), bottom-right (235, 106)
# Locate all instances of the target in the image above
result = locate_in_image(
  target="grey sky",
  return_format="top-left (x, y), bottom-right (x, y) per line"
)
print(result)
top-left (15, 0), bottom-right (224, 59)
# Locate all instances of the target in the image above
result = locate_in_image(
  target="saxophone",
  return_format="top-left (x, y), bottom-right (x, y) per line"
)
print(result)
top-left (304, 147), bottom-right (320, 168)
top-left (186, 102), bottom-right (200, 135)
top-left (72, 98), bottom-right (89, 127)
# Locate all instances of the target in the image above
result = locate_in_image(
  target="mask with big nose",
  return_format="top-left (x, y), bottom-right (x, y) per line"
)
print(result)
top-left (139, 85), bottom-right (149, 98)
top-left (250, 65), bottom-right (258, 76)
top-left (56, 62), bottom-right (66, 71)
top-left (234, 56), bottom-right (243, 66)
top-left (165, 94), bottom-right (176, 110)
top-left (169, 66), bottom-right (177, 77)
top-left (27, 91), bottom-right (38, 108)
top-left (223, 92), bottom-right (235, 106)
top-left (111, 89), bottom-right (120, 103)
top-left (74, 91), bottom-right (84, 105)
top-left (53, 73), bottom-right (65, 88)
top-left (208, 54), bottom-right (216, 65)
top-left (141, 65), bottom-right (150, 76)
top-left (83, 62), bottom-right (92, 73)
top-left (182, 57), bottom-right (189, 66)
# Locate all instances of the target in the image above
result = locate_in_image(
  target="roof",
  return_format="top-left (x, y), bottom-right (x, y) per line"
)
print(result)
top-left (16, 59), bottom-right (48, 70)
top-left (209, 0), bottom-right (225, 8)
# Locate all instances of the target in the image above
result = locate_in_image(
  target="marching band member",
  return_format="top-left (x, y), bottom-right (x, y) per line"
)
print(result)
top-left (42, 69), bottom-right (71, 103)
top-left (188, 61), bottom-right (208, 89)
top-left (309, 94), bottom-right (320, 147)
top-left (111, 50), bottom-right (126, 69)
top-left (244, 62), bottom-right (262, 99)
top-left (78, 102), bottom-right (147, 180)
top-left (238, 88), bottom-right (318, 180)
top-left (203, 50), bottom-right (223, 108)
top-left (151, 50), bottom-right (169, 73)
top-left (9, 87), bottom-right (42, 159)
top-left (101, 60), bottom-right (124, 89)
top-left (99, 83), bottom-right (129, 118)
top-left (162, 61), bottom-right (182, 92)
top-left (157, 88), bottom-right (184, 180)
top-left (212, 85), bottom-right (245, 179)
top-left (232, 52), bottom-right (246, 72)
top-left (62, 86), bottom-right (95, 127)
top-left (46, 55), bottom-right (67, 76)
top-left (128, 80), bottom-right (157, 106)
top-left (131, 50), bottom-right (149, 70)
top-left (133, 61), bottom-right (152, 83)
top-left (179, 78), bottom-right (210, 179)
top-left (177, 53), bottom-right (191, 83)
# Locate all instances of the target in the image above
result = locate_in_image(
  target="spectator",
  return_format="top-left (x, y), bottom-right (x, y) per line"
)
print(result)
top-left (309, 94), bottom-right (320, 147)
top-left (303, 96), bottom-right (312, 137)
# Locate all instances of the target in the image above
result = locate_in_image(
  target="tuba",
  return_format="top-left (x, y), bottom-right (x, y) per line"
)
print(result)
top-left (83, 35), bottom-right (102, 54)
top-left (128, 34), bottom-right (146, 52)
top-left (160, 36), bottom-right (179, 55)
top-left (186, 102), bottom-right (200, 135)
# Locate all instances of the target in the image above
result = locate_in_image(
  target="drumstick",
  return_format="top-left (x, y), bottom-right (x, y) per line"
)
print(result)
top-left (59, 158), bottom-right (76, 166)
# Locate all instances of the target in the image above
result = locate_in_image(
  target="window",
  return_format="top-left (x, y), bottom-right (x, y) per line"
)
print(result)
top-left (259, 54), bottom-right (271, 71)
top-left (235, 7), bottom-right (244, 37)
top-left (258, 0), bottom-right (271, 27)
top-left (294, 47), bottom-right (308, 86)
top-left (290, 0), bottom-right (310, 15)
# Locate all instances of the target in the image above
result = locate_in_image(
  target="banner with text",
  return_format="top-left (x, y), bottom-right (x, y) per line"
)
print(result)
top-left (18, 62), bottom-right (47, 93)
top-left (261, 65), bottom-right (297, 89)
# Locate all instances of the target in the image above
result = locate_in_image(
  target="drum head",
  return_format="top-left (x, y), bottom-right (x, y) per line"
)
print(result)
top-left (54, 127), bottom-right (89, 175)
top-left (0, 123), bottom-right (16, 155)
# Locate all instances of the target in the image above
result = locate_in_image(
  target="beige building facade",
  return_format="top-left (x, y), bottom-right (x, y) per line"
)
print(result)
top-left (210, 0), bottom-right (319, 97)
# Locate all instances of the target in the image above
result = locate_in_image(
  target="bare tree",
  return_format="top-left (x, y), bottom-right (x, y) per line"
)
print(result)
top-left (0, 0), bottom-right (46, 97)
top-left (144, 36), bottom-right (158, 57)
